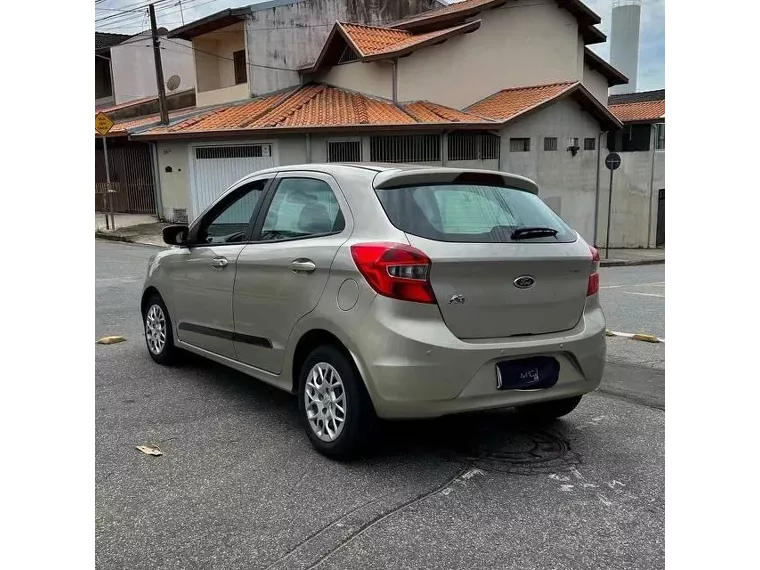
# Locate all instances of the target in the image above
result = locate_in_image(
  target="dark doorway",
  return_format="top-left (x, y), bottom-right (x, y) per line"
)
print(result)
top-left (657, 190), bottom-right (673, 247)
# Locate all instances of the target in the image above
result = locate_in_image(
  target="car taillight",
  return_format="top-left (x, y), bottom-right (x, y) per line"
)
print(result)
top-left (350, 243), bottom-right (436, 304)
top-left (587, 246), bottom-right (600, 296)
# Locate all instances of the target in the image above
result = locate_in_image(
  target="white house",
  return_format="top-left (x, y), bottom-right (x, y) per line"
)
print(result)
top-left (109, 30), bottom-right (196, 105)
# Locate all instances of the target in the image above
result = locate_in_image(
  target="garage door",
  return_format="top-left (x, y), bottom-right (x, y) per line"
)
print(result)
top-left (190, 144), bottom-right (274, 220)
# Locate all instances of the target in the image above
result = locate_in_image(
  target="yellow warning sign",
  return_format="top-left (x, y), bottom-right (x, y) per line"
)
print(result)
top-left (95, 112), bottom-right (115, 136)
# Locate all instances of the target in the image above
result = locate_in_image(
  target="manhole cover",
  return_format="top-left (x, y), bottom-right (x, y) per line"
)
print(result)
top-left (438, 415), bottom-right (581, 474)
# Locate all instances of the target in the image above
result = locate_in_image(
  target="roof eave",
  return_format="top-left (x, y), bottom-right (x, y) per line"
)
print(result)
top-left (363, 20), bottom-right (481, 62)
top-left (565, 84), bottom-right (623, 130)
top-left (584, 48), bottom-right (628, 86)
top-left (167, 8), bottom-right (249, 40)
top-left (391, 0), bottom-right (508, 32)
top-left (130, 121), bottom-right (494, 141)
top-left (618, 117), bottom-right (665, 125)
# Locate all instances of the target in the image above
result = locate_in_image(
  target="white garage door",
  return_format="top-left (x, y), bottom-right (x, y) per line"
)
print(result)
top-left (190, 144), bottom-right (274, 220)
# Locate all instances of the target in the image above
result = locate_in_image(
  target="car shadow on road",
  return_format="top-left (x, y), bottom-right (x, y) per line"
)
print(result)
top-left (173, 351), bottom-right (584, 474)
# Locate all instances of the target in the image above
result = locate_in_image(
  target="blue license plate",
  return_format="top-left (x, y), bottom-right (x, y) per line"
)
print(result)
top-left (496, 356), bottom-right (560, 390)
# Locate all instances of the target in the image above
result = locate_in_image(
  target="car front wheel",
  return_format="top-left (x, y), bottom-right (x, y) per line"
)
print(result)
top-left (298, 345), bottom-right (375, 459)
top-left (143, 295), bottom-right (178, 365)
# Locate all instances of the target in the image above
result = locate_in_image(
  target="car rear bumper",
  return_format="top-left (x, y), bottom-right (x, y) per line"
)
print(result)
top-left (352, 296), bottom-right (606, 419)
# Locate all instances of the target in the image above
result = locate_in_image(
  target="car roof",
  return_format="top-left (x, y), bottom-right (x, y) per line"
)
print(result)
top-left (237, 163), bottom-right (539, 194)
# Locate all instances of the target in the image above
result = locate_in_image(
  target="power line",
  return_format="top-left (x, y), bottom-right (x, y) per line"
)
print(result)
top-left (162, 38), bottom-right (298, 72)
top-left (95, 0), bottom-right (224, 30)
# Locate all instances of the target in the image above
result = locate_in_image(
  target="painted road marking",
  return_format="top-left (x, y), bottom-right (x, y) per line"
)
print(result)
top-left (607, 330), bottom-right (665, 343)
top-left (623, 291), bottom-right (665, 298)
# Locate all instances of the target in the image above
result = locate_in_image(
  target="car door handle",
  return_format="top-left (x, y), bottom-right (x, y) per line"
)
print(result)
top-left (291, 259), bottom-right (316, 273)
top-left (211, 257), bottom-right (228, 269)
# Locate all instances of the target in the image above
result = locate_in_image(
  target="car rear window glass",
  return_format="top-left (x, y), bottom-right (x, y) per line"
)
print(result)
top-left (375, 184), bottom-right (576, 243)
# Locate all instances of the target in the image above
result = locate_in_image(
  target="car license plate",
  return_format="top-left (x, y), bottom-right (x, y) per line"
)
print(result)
top-left (496, 356), bottom-right (560, 390)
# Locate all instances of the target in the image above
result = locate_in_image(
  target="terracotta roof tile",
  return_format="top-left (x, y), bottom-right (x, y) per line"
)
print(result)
top-left (339, 23), bottom-right (411, 56)
top-left (133, 83), bottom-right (494, 138)
top-left (339, 22), bottom-right (474, 58)
top-left (96, 107), bottom-right (198, 136)
top-left (466, 82), bottom-right (577, 122)
top-left (609, 99), bottom-right (665, 123)
top-left (403, 100), bottom-right (488, 123)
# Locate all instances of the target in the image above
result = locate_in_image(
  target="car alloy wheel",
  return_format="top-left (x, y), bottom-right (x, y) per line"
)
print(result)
top-left (304, 362), bottom-right (347, 442)
top-left (145, 304), bottom-right (167, 355)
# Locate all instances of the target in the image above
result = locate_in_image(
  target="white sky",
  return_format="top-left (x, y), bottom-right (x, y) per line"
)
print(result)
top-left (95, 0), bottom-right (664, 91)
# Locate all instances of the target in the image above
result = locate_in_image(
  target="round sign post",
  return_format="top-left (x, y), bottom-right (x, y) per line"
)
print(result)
top-left (604, 152), bottom-right (622, 260)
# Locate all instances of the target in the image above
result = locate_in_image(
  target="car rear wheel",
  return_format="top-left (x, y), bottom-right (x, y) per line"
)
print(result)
top-left (516, 395), bottom-right (583, 421)
top-left (298, 345), bottom-right (375, 459)
top-left (143, 295), bottom-right (178, 365)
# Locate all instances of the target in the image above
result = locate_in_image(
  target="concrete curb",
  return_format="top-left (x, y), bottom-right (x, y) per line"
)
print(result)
top-left (95, 231), bottom-right (166, 249)
top-left (600, 258), bottom-right (665, 267)
top-left (606, 329), bottom-right (665, 343)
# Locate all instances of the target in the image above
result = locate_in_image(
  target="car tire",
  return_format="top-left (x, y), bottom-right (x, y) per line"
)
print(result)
top-left (517, 395), bottom-right (583, 422)
top-left (142, 294), bottom-right (178, 365)
top-left (298, 345), bottom-right (375, 459)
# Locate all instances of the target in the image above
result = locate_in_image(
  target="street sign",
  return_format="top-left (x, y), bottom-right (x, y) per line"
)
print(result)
top-left (95, 112), bottom-right (115, 136)
top-left (605, 152), bottom-right (621, 170)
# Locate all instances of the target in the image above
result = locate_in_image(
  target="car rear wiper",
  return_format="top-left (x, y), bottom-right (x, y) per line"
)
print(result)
top-left (511, 226), bottom-right (558, 239)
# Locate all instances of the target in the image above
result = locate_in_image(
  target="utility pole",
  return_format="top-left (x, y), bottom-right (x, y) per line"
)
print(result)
top-left (149, 3), bottom-right (170, 125)
top-left (177, 1), bottom-right (185, 25)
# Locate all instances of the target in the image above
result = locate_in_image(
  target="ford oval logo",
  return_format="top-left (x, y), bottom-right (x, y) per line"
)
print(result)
top-left (513, 276), bottom-right (535, 289)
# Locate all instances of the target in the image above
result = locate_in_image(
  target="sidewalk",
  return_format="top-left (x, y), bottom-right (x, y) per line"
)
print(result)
top-left (599, 247), bottom-right (665, 267)
top-left (94, 214), bottom-right (666, 266)
top-left (95, 212), bottom-right (168, 248)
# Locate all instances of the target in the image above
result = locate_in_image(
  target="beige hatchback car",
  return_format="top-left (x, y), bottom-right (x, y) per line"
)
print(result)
top-left (142, 164), bottom-right (606, 457)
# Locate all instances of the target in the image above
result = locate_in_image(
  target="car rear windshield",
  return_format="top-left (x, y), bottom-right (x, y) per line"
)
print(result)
top-left (375, 184), bottom-right (577, 243)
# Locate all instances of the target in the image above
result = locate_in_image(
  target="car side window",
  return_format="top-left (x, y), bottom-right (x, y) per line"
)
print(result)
top-left (260, 178), bottom-right (344, 241)
top-left (198, 180), bottom-right (267, 244)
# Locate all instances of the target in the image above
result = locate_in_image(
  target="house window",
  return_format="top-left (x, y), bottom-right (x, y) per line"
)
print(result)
top-left (655, 123), bottom-right (665, 150)
top-left (448, 132), bottom-right (500, 160)
top-left (370, 134), bottom-right (441, 163)
top-left (584, 137), bottom-right (596, 151)
top-left (233, 50), bottom-right (247, 85)
top-left (196, 145), bottom-right (265, 159)
top-left (327, 140), bottom-right (362, 162)
top-left (509, 138), bottom-right (530, 152)
top-left (544, 137), bottom-right (558, 151)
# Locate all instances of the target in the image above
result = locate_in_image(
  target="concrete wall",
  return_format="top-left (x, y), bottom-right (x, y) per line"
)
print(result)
top-left (246, 0), bottom-right (439, 95)
top-left (196, 84), bottom-right (250, 108)
top-left (583, 65), bottom-right (609, 105)
top-left (320, 61), bottom-right (394, 99)
top-left (499, 97), bottom-right (603, 243)
top-left (111, 34), bottom-right (195, 105)
top-left (396, 0), bottom-right (582, 108)
top-left (595, 127), bottom-right (665, 248)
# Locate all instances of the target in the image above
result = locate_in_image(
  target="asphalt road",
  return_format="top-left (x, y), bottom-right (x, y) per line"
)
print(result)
top-left (96, 241), bottom-right (664, 570)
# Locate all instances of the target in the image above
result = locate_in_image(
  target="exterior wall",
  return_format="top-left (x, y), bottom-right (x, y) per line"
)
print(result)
top-left (155, 132), bottom-right (504, 217)
top-left (499, 98), bottom-right (603, 243)
top-left (111, 35), bottom-right (195, 105)
top-left (596, 126), bottom-right (665, 248)
top-left (196, 83), bottom-right (250, 107)
top-left (396, 0), bottom-right (582, 108)
top-left (583, 65), bottom-right (609, 105)
top-left (609, 2), bottom-right (641, 95)
top-left (193, 22), bottom-right (246, 104)
top-left (319, 62), bottom-right (393, 99)
top-left (156, 136), bottom-right (307, 219)
top-left (156, 141), bottom-right (191, 221)
top-left (246, 0), bottom-right (440, 95)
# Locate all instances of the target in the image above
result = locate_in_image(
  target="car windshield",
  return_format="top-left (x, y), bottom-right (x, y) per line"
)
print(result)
top-left (375, 183), bottom-right (576, 243)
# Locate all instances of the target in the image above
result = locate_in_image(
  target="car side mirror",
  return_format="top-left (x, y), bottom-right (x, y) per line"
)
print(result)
top-left (163, 225), bottom-right (189, 246)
